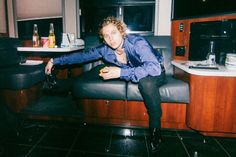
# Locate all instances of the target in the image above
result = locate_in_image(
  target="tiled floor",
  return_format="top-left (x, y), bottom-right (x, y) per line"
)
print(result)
top-left (1, 87), bottom-right (236, 157)
top-left (0, 119), bottom-right (236, 157)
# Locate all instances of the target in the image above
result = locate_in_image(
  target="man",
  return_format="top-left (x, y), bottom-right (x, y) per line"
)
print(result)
top-left (45, 16), bottom-right (166, 153)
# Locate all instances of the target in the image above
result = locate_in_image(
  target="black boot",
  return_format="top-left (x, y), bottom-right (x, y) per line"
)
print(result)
top-left (149, 128), bottom-right (162, 153)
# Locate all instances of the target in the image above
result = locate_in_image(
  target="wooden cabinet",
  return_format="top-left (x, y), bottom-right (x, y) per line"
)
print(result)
top-left (173, 62), bottom-right (236, 137)
top-left (126, 101), bottom-right (187, 129)
top-left (0, 83), bottom-right (42, 112)
top-left (187, 74), bottom-right (236, 137)
top-left (77, 99), bottom-right (188, 129)
top-left (161, 103), bottom-right (187, 130)
top-left (171, 15), bottom-right (236, 137)
top-left (77, 99), bottom-right (127, 125)
top-left (77, 99), bottom-right (126, 119)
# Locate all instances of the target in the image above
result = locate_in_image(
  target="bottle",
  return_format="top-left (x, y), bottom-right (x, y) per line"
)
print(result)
top-left (32, 24), bottom-right (40, 47)
top-left (48, 23), bottom-right (56, 48)
top-left (206, 41), bottom-right (216, 65)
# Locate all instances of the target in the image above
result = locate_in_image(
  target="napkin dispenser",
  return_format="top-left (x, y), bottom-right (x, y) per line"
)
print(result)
top-left (61, 33), bottom-right (84, 48)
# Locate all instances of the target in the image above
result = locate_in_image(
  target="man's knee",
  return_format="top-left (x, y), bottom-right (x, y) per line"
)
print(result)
top-left (138, 77), bottom-right (153, 90)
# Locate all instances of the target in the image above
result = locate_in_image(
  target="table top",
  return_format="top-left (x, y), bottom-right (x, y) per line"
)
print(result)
top-left (172, 60), bottom-right (236, 77)
top-left (17, 46), bottom-right (84, 52)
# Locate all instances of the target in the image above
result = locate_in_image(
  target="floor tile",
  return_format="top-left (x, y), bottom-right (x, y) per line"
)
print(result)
top-left (176, 129), bottom-right (204, 139)
top-left (72, 125), bottom-right (111, 153)
top-left (68, 150), bottom-right (111, 157)
top-left (215, 137), bottom-right (236, 157)
top-left (37, 126), bottom-right (78, 149)
top-left (27, 147), bottom-right (69, 157)
top-left (1, 119), bottom-right (236, 157)
top-left (161, 129), bottom-right (179, 137)
top-left (181, 135), bottom-right (229, 157)
top-left (0, 143), bottom-right (32, 157)
top-left (4, 124), bottom-right (48, 146)
top-left (155, 136), bottom-right (189, 157)
top-left (109, 133), bottom-right (147, 156)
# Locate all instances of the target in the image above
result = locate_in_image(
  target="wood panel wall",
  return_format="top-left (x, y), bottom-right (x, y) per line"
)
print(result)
top-left (171, 14), bottom-right (236, 61)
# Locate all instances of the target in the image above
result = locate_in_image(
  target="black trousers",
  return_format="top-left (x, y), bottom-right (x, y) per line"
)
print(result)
top-left (138, 71), bottom-right (166, 128)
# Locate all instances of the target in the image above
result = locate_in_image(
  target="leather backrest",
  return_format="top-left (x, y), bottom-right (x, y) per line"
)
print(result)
top-left (145, 36), bottom-right (173, 76)
top-left (0, 37), bottom-right (25, 67)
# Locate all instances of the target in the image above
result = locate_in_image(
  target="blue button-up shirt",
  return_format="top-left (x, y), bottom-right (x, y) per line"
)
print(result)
top-left (53, 34), bottom-right (163, 83)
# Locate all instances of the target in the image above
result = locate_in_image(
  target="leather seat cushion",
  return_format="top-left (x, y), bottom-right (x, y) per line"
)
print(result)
top-left (72, 65), bottom-right (127, 100)
top-left (0, 63), bottom-right (45, 90)
top-left (73, 65), bottom-right (189, 103)
top-left (126, 76), bottom-right (189, 103)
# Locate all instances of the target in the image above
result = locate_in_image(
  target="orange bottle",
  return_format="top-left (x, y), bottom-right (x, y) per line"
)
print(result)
top-left (32, 24), bottom-right (40, 47)
top-left (48, 23), bottom-right (56, 48)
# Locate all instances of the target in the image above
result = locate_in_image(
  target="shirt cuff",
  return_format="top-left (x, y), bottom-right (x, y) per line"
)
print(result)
top-left (120, 68), bottom-right (131, 80)
top-left (52, 58), bottom-right (60, 65)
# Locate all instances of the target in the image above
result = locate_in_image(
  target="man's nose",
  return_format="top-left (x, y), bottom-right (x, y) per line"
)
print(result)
top-left (107, 35), bottom-right (114, 42)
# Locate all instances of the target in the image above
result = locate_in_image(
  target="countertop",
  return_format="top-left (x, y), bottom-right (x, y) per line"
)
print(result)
top-left (172, 60), bottom-right (236, 77)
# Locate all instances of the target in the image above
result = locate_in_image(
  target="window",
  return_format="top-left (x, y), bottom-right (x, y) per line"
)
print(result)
top-left (14, 0), bottom-right (63, 45)
top-left (80, 6), bottom-right (117, 35)
top-left (79, 0), bottom-right (155, 36)
top-left (0, 0), bottom-right (7, 35)
top-left (123, 5), bottom-right (154, 33)
top-left (17, 17), bottom-right (63, 45)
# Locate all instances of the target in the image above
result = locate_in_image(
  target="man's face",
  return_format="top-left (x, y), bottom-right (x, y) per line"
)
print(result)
top-left (102, 23), bottom-right (124, 50)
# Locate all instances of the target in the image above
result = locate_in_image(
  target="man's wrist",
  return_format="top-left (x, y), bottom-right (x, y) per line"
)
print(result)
top-left (49, 58), bottom-right (54, 64)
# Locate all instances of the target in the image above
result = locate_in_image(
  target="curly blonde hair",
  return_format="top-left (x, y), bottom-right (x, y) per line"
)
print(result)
top-left (98, 16), bottom-right (127, 40)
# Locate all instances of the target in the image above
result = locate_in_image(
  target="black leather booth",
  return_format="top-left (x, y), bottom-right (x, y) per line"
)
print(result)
top-left (71, 36), bottom-right (189, 128)
top-left (72, 36), bottom-right (189, 104)
top-left (0, 37), bottom-right (45, 112)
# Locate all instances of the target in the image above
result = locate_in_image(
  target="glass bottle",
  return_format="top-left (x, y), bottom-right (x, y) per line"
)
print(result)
top-left (48, 23), bottom-right (56, 48)
top-left (206, 41), bottom-right (216, 65)
top-left (32, 24), bottom-right (40, 47)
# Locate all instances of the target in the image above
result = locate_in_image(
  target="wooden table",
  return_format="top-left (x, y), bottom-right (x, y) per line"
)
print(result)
top-left (17, 46), bottom-right (85, 79)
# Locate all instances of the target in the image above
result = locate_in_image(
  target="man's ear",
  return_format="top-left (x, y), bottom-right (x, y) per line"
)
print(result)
top-left (122, 33), bottom-right (126, 39)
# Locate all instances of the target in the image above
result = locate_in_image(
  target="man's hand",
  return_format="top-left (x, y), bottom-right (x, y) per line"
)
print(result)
top-left (45, 58), bottom-right (54, 75)
top-left (99, 66), bottom-right (121, 80)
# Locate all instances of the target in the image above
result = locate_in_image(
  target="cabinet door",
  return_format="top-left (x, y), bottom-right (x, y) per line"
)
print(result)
top-left (77, 99), bottom-right (126, 119)
top-left (126, 101), bottom-right (187, 129)
top-left (126, 101), bottom-right (149, 121)
top-left (187, 75), bottom-right (236, 133)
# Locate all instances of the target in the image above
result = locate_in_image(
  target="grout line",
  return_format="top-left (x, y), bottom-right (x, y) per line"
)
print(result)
top-left (213, 137), bottom-right (231, 157)
top-left (30, 145), bottom-right (69, 151)
top-left (66, 128), bottom-right (81, 157)
top-left (106, 127), bottom-right (113, 153)
top-left (176, 131), bottom-right (191, 157)
top-left (144, 129), bottom-right (150, 157)
top-left (24, 125), bottom-right (52, 157)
